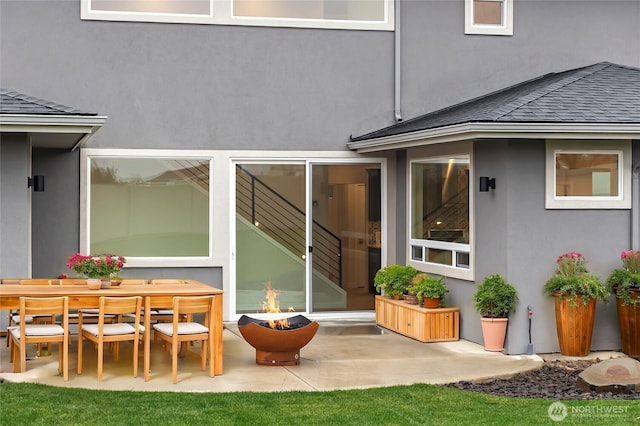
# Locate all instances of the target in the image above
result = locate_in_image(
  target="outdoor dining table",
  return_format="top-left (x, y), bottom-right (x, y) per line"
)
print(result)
top-left (0, 280), bottom-right (223, 381)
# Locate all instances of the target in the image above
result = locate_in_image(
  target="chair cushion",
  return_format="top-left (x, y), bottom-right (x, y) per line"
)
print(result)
top-left (82, 323), bottom-right (145, 336)
top-left (11, 315), bottom-right (35, 324)
top-left (154, 309), bottom-right (174, 315)
top-left (11, 324), bottom-right (65, 338)
top-left (153, 322), bottom-right (208, 336)
top-left (123, 310), bottom-right (158, 318)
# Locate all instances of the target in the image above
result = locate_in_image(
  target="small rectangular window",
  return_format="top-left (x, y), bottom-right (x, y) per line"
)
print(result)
top-left (465, 0), bottom-right (513, 36)
top-left (545, 140), bottom-right (631, 209)
top-left (555, 153), bottom-right (619, 197)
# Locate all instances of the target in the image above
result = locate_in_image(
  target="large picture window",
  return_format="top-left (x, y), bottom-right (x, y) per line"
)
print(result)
top-left (84, 153), bottom-right (213, 266)
top-left (81, 0), bottom-right (393, 31)
top-left (410, 155), bottom-right (471, 279)
top-left (546, 140), bottom-right (631, 209)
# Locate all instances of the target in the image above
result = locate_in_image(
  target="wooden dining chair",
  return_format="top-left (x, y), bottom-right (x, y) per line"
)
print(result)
top-left (58, 278), bottom-right (117, 325)
top-left (7, 279), bottom-right (54, 353)
top-left (152, 295), bottom-right (215, 384)
top-left (58, 278), bottom-right (88, 285)
top-left (77, 296), bottom-right (144, 381)
top-left (10, 296), bottom-right (70, 381)
top-left (147, 279), bottom-right (189, 322)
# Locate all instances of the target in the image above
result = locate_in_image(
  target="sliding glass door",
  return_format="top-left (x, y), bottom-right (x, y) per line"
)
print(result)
top-left (234, 160), bottom-right (381, 315)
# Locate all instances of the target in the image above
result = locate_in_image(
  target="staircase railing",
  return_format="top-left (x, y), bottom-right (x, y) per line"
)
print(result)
top-left (236, 166), bottom-right (343, 288)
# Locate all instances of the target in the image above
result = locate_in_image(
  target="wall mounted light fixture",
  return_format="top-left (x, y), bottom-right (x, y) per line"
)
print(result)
top-left (27, 175), bottom-right (45, 192)
top-left (479, 176), bottom-right (495, 192)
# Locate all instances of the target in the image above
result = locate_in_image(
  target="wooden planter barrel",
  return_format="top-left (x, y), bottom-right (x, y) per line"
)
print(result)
top-left (553, 293), bottom-right (596, 356)
top-left (615, 288), bottom-right (640, 357)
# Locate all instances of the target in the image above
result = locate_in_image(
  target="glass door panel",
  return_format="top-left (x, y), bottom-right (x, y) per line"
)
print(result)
top-left (235, 163), bottom-right (306, 314)
top-left (311, 164), bottom-right (381, 312)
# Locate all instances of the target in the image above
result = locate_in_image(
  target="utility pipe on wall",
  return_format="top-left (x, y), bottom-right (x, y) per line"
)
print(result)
top-left (394, 0), bottom-right (402, 123)
top-left (633, 162), bottom-right (640, 250)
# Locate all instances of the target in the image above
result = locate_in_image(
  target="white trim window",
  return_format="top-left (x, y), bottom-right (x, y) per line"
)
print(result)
top-left (465, 0), bottom-right (513, 36)
top-left (81, 0), bottom-right (394, 31)
top-left (545, 140), bottom-right (632, 209)
top-left (81, 150), bottom-right (215, 267)
top-left (409, 153), bottom-right (473, 280)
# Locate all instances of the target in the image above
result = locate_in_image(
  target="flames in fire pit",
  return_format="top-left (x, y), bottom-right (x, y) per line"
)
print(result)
top-left (261, 280), bottom-right (294, 329)
top-left (237, 280), bottom-right (319, 366)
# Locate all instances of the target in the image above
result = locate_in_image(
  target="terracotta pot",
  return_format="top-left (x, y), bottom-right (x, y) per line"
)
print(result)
top-left (423, 297), bottom-right (440, 309)
top-left (615, 288), bottom-right (640, 357)
top-left (403, 294), bottom-right (419, 305)
top-left (553, 292), bottom-right (596, 356)
top-left (480, 317), bottom-right (508, 352)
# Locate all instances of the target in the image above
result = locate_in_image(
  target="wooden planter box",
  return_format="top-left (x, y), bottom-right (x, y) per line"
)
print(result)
top-left (375, 296), bottom-right (459, 342)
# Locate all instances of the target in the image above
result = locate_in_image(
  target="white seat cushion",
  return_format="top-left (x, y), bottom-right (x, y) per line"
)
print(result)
top-left (154, 310), bottom-right (174, 315)
top-left (124, 309), bottom-right (158, 318)
top-left (11, 324), bottom-right (65, 338)
top-left (153, 322), bottom-right (208, 336)
top-left (11, 315), bottom-right (35, 324)
top-left (82, 323), bottom-right (145, 336)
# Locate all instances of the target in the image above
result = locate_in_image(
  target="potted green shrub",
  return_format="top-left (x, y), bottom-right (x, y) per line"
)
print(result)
top-left (374, 265), bottom-right (418, 300)
top-left (473, 274), bottom-right (518, 351)
top-left (408, 273), bottom-right (447, 308)
top-left (606, 250), bottom-right (640, 357)
top-left (543, 252), bottom-right (608, 356)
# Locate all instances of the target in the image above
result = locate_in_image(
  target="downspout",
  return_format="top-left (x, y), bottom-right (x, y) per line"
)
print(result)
top-left (394, 0), bottom-right (402, 123)
top-left (633, 162), bottom-right (640, 250)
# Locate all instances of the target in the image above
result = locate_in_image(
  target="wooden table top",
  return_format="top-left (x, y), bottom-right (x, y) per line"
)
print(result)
top-left (0, 281), bottom-right (223, 298)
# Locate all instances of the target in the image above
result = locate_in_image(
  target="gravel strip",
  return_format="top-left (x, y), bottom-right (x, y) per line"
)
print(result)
top-left (444, 360), bottom-right (640, 400)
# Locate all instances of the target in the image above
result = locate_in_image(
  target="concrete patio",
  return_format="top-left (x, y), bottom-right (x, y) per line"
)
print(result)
top-left (1, 320), bottom-right (618, 393)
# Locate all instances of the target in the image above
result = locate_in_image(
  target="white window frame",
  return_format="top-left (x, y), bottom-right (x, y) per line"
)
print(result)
top-left (80, 149), bottom-right (217, 267)
top-left (407, 142), bottom-right (474, 281)
top-left (465, 0), bottom-right (513, 36)
top-left (81, 0), bottom-right (394, 31)
top-left (545, 140), bottom-right (632, 209)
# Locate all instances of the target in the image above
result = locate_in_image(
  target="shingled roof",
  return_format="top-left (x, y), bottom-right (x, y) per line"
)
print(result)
top-left (0, 89), bottom-right (97, 116)
top-left (0, 89), bottom-right (105, 150)
top-left (349, 62), bottom-right (640, 149)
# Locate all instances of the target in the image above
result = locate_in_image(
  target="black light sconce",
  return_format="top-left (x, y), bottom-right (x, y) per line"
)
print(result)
top-left (28, 175), bottom-right (45, 192)
top-left (479, 176), bottom-right (496, 192)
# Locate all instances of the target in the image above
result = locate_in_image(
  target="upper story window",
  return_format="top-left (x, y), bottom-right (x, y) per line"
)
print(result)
top-left (545, 140), bottom-right (632, 209)
top-left (82, 150), bottom-right (214, 267)
top-left (465, 0), bottom-right (513, 36)
top-left (81, 0), bottom-right (393, 31)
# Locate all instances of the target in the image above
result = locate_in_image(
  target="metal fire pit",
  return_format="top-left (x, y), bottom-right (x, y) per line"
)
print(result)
top-left (238, 314), bottom-right (319, 366)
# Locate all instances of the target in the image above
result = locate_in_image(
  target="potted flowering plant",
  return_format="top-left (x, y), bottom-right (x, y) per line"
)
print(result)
top-left (67, 253), bottom-right (126, 288)
top-left (606, 250), bottom-right (640, 357)
top-left (543, 252), bottom-right (607, 356)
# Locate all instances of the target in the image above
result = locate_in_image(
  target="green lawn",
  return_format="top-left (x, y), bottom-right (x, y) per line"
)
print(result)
top-left (1, 382), bottom-right (638, 425)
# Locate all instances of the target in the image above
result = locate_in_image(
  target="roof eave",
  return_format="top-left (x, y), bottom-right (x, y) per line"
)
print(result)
top-left (347, 122), bottom-right (640, 153)
top-left (0, 114), bottom-right (108, 151)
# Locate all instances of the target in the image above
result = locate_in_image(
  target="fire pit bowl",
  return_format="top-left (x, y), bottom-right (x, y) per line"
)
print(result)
top-left (238, 314), bottom-right (319, 366)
